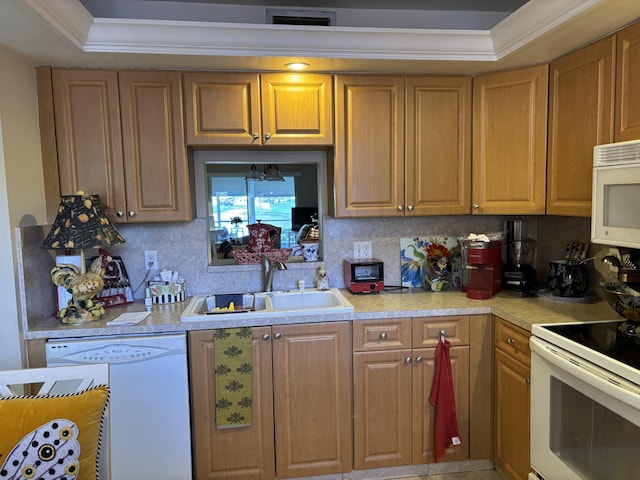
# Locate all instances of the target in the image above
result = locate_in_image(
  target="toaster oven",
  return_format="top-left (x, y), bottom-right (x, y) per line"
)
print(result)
top-left (343, 258), bottom-right (384, 294)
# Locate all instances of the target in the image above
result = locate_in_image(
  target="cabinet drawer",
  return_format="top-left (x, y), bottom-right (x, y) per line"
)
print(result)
top-left (412, 316), bottom-right (470, 348)
top-left (495, 317), bottom-right (531, 367)
top-left (353, 318), bottom-right (412, 351)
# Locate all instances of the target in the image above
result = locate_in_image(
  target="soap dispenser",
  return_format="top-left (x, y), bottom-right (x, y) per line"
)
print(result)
top-left (316, 266), bottom-right (330, 290)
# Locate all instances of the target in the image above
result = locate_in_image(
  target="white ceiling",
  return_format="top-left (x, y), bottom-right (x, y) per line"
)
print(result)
top-left (1, 0), bottom-right (639, 74)
top-left (77, 0), bottom-right (529, 27)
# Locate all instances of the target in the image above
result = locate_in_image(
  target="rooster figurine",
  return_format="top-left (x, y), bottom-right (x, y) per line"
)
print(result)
top-left (51, 251), bottom-right (111, 323)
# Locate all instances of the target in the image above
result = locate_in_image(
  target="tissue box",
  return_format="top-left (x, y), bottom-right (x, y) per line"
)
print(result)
top-left (148, 280), bottom-right (186, 304)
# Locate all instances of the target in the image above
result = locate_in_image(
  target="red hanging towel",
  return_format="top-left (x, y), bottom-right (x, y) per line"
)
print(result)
top-left (429, 338), bottom-right (461, 462)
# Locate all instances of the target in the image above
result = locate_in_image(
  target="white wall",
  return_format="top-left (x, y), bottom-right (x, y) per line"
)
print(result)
top-left (0, 45), bottom-right (46, 369)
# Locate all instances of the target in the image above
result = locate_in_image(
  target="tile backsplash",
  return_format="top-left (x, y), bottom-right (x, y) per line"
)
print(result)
top-left (20, 214), bottom-right (599, 325)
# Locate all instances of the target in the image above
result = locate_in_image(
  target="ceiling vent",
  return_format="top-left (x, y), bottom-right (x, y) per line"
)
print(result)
top-left (267, 9), bottom-right (336, 26)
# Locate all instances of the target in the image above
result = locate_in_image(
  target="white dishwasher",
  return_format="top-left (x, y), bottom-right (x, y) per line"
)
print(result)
top-left (46, 332), bottom-right (192, 480)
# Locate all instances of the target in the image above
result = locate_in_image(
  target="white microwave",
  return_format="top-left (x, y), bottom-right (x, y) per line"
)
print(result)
top-left (592, 138), bottom-right (640, 249)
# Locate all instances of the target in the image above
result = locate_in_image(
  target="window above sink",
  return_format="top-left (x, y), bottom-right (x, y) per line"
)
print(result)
top-left (193, 150), bottom-right (329, 267)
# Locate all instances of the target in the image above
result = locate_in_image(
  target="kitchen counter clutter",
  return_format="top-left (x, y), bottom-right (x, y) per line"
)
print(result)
top-left (25, 288), bottom-right (618, 479)
top-left (25, 288), bottom-right (616, 339)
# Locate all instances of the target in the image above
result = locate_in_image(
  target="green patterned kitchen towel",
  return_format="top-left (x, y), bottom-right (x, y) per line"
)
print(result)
top-left (213, 327), bottom-right (253, 428)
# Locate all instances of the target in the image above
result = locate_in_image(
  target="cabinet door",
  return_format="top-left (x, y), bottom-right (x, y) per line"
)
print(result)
top-left (183, 72), bottom-right (262, 145)
top-left (353, 349), bottom-right (413, 469)
top-left (335, 75), bottom-right (405, 217)
top-left (472, 65), bottom-right (548, 215)
top-left (51, 69), bottom-right (126, 221)
top-left (405, 76), bottom-right (471, 215)
top-left (495, 317), bottom-right (531, 368)
top-left (494, 348), bottom-right (531, 480)
top-left (119, 70), bottom-right (194, 222)
top-left (272, 322), bottom-right (352, 478)
top-left (260, 73), bottom-right (333, 145)
top-left (413, 346), bottom-right (470, 464)
top-left (547, 36), bottom-right (615, 216)
top-left (616, 21), bottom-right (640, 141)
top-left (188, 328), bottom-right (275, 480)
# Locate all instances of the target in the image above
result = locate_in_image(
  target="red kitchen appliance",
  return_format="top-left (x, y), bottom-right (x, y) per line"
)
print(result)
top-left (466, 241), bottom-right (502, 299)
top-left (343, 258), bottom-right (384, 294)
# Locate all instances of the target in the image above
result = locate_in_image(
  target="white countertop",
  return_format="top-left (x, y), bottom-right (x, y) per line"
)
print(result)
top-left (24, 288), bottom-right (618, 340)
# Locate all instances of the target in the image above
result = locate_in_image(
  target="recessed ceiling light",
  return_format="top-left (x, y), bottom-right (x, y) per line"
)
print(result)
top-left (285, 62), bottom-right (310, 71)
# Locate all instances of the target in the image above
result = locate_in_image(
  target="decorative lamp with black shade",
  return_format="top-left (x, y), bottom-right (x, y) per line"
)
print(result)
top-left (41, 192), bottom-right (125, 324)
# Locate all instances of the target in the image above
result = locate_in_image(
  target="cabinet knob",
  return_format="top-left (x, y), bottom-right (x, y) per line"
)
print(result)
top-left (264, 133), bottom-right (271, 141)
top-left (415, 356), bottom-right (423, 363)
top-left (116, 211), bottom-right (124, 217)
top-left (526, 378), bottom-right (531, 386)
top-left (262, 334), bottom-right (270, 341)
top-left (405, 356), bottom-right (412, 364)
top-left (506, 338), bottom-right (515, 345)
top-left (472, 203), bottom-right (480, 209)
top-left (397, 205), bottom-right (404, 211)
top-left (407, 205), bottom-right (414, 211)
top-left (274, 332), bottom-right (282, 340)
top-left (379, 332), bottom-right (388, 340)
top-left (252, 133), bottom-right (260, 140)
top-left (128, 210), bottom-right (136, 217)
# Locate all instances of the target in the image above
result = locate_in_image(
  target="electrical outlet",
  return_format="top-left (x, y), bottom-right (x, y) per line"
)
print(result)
top-left (353, 241), bottom-right (372, 259)
top-left (144, 250), bottom-right (158, 270)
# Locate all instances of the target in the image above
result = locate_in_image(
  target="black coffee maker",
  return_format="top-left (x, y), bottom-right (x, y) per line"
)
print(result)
top-left (503, 219), bottom-right (537, 294)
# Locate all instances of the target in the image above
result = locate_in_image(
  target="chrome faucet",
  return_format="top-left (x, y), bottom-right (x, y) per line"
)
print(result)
top-left (261, 254), bottom-right (287, 292)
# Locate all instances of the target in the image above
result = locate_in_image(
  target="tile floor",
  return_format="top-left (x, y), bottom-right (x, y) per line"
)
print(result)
top-left (393, 470), bottom-right (504, 480)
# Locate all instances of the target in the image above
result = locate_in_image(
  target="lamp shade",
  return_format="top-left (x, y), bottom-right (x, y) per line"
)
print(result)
top-left (244, 164), bottom-right (264, 181)
top-left (263, 164), bottom-right (285, 181)
top-left (41, 193), bottom-right (125, 250)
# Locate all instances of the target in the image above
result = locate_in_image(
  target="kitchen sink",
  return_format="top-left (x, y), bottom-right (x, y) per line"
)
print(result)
top-left (267, 289), bottom-right (350, 311)
top-left (180, 288), bottom-right (354, 322)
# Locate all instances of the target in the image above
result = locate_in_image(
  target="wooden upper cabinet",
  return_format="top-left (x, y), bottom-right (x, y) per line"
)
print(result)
top-left (547, 35), bottom-right (615, 217)
top-left (472, 65), bottom-right (548, 215)
top-left (334, 75), bottom-right (471, 218)
top-left (118, 70), bottom-right (194, 222)
top-left (51, 69), bottom-right (126, 221)
top-left (183, 72), bottom-right (261, 145)
top-left (405, 77), bottom-right (471, 215)
top-left (615, 21), bottom-right (640, 141)
top-left (183, 72), bottom-right (333, 146)
top-left (260, 73), bottom-right (333, 145)
top-left (335, 75), bottom-right (405, 217)
top-left (50, 68), bottom-right (193, 223)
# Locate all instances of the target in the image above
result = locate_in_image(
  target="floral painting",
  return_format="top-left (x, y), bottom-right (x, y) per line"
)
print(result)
top-left (400, 236), bottom-right (463, 291)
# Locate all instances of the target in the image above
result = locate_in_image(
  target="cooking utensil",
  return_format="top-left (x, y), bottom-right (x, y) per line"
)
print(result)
top-left (563, 241), bottom-right (589, 264)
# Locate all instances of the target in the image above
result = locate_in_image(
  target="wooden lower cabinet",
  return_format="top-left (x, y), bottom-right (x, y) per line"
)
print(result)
top-left (273, 322), bottom-right (352, 478)
top-left (188, 322), bottom-right (351, 480)
top-left (189, 326), bottom-right (274, 480)
top-left (494, 317), bottom-right (532, 480)
top-left (352, 316), bottom-right (470, 470)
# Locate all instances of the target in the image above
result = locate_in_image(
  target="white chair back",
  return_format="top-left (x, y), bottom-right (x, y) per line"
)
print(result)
top-left (0, 364), bottom-right (110, 479)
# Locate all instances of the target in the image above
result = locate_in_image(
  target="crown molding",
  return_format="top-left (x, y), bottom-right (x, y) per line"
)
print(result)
top-left (491, 0), bottom-right (599, 58)
top-left (17, 0), bottom-right (637, 71)
top-left (24, 0), bottom-right (93, 50)
top-left (21, 0), bottom-right (591, 62)
top-left (86, 20), bottom-right (497, 61)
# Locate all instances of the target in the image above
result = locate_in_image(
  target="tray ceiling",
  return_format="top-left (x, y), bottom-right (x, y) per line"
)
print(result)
top-left (1, 0), bottom-right (639, 74)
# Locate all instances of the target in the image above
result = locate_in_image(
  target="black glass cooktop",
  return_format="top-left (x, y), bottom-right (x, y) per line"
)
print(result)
top-left (542, 321), bottom-right (640, 371)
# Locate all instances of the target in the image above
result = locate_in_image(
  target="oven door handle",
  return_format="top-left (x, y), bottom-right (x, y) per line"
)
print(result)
top-left (530, 337), bottom-right (640, 409)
